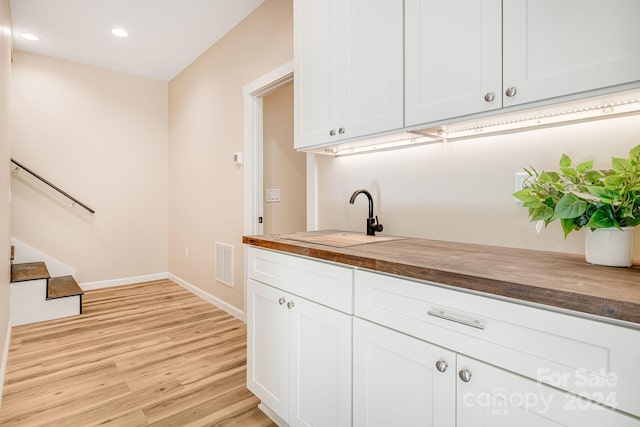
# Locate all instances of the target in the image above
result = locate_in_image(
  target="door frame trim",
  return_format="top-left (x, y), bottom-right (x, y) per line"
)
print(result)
top-left (242, 61), bottom-right (317, 236)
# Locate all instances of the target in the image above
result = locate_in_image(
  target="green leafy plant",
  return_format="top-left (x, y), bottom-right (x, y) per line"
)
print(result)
top-left (513, 145), bottom-right (640, 237)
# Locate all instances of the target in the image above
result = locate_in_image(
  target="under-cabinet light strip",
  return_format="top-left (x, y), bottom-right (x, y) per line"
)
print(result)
top-left (443, 98), bottom-right (640, 138)
top-left (331, 96), bottom-right (640, 156)
top-left (331, 134), bottom-right (440, 156)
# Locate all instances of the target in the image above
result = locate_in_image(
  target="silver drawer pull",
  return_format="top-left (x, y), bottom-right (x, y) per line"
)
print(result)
top-left (427, 308), bottom-right (486, 330)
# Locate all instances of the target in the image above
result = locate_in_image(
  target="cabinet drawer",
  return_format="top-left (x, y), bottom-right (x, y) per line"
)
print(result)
top-left (354, 269), bottom-right (640, 418)
top-left (247, 247), bottom-right (354, 313)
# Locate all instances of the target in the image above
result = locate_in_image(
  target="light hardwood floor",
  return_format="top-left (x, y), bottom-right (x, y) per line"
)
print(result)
top-left (0, 279), bottom-right (275, 426)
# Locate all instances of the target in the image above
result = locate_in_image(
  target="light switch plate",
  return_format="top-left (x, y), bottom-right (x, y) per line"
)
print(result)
top-left (265, 189), bottom-right (281, 202)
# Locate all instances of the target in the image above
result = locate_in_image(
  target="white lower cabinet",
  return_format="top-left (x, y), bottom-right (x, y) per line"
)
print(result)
top-left (354, 317), bottom-right (639, 427)
top-left (457, 355), bottom-right (639, 427)
top-left (247, 278), bottom-right (289, 418)
top-left (353, 317), bottom-right (456, 427)
top-left (247, 278), bottom-right (352, 427)
top-left (354, 269), bottom-right (640, 426)
top-left (246, 248), bottom-right (640, 426)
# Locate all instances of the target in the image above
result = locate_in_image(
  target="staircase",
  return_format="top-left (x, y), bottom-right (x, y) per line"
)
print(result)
top-left (10, 245), bottom-right (84, 326)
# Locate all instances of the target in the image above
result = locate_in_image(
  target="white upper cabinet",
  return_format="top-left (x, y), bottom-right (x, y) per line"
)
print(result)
top-left (503, 0), bottom-right (640, 107)
top-left (406, 0), bottom-right (640, 128)
top-left (405, 0), bottom-right (502, 126)
top-left (294, 0), bottom-right (403, 149)
top-left (294, 0), bottom-right (335, 148)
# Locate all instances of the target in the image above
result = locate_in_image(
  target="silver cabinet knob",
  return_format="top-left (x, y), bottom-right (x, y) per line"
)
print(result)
top-left (505, 87), bottom-right (517, 97)
top-left (278, 297), bottom-right (286, 305)
top-left (338, 127), bottom-right (345, 134)
top-left (459, 369), bottom-right (472, 383)
top-left (329, 129), bottom-right (336, 136)
top-left (484, 92), bottom-right (495, 102)
top-left (435, 360), bottom-right (448, 373)
top-left (287, 301), bottom-right (295, 309)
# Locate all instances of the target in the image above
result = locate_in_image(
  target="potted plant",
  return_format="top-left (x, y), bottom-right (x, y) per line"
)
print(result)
top-left (513, 144), bottom-right (640, 267)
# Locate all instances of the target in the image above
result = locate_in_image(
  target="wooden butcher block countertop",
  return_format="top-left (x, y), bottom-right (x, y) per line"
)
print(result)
top-left (243, 231), bottom-right (640, 325)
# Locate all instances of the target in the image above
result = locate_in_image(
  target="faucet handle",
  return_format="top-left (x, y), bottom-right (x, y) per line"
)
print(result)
top-left (374, 216), bottom-right (383, 233)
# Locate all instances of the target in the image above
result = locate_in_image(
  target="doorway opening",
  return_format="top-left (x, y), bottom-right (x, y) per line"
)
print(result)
top-left (243, 62), bottom-right (317, 236)
top-left (262, 81), bottom-right (306, 234)
top-left (242, 61), bottom-right (317, 235)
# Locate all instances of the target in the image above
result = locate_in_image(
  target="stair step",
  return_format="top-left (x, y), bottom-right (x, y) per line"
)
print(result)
top-left (47, 275), bottom-right (84, 299)
top-left (11, 262), bottom-right (50, 283)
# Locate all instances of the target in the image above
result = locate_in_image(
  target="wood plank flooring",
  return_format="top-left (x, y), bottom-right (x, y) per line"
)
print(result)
top-left (0, 279), bottom-right (275, 427)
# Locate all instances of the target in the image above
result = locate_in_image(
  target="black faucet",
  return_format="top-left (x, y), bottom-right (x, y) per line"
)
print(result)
top-left (349, 189), bottom-right (383, 236)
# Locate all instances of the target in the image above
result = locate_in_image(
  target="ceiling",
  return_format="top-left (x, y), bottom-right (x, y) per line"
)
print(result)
top-left (9, 0), bottom-right (266, 81)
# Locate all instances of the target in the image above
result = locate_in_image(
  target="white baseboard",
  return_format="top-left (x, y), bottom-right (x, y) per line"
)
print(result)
top-left (0, 320), bottom-right (12, 410)
top-left (78, 272), bottom-right (245, 322)
top-left (168, 273), bottom-right (245, 322)
top-left (80, 272), bottom-right (169, 291)
top-left (258, 403), bottom-right (288, 427)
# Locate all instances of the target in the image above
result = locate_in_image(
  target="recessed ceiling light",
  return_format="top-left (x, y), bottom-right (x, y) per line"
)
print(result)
top-left (111, 28), bottom-right (128, 38)
top-left (21, 33), bottom-right (40, 41)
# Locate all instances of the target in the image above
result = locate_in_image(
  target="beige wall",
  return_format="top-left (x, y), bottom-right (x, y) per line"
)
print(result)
top-left (317, 114), bottom-right (640, 261)
top-left (263, 82), bottom-right (306, 234)
top-left (168, 0), bottom-right (293, 311)
top-left (11, 52), bottom-right (168, 283)
top-left (0, 0), bottom-right (11, 394)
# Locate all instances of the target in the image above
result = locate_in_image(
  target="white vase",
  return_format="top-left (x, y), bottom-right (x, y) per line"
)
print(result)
top-left (584, 227), bottom-right (634, 267)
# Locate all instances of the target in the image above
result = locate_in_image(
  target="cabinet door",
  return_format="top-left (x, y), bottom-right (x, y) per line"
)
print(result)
top-left (294, 0), bottom-right (340, 148)
top-left (288, 295), bottom-right (352, 427)
top-left (456, 355), bottom-right (640, 427)
top-left (353, 317), bottom-right (456, 427)
top-left (503, 0), bottom-right (640, 107)
top-left (405, 0), bottom-right (502, 126)
top-left (246, 279), bottom-right (290, 422)
top-left (294, 0), bottom-right (403, 149)
top-left (341, 0), bottom-right (404, 141)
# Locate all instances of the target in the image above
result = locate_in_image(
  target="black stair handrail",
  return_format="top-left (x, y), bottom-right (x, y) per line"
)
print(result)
top-left (10, 158), bottom-right (96, 214)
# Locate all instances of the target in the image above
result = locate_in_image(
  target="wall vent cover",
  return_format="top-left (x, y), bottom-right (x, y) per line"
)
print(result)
top-left (215, 242), bottom-right (234, 287)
